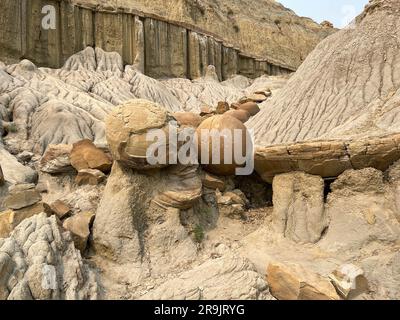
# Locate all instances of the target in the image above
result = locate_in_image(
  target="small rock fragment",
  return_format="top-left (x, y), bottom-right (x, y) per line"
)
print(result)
top-left (173, 112), bottom-right (202, 128)
top-left (267, 262), bottom-right (340, 300)
top-left (70, 139), bottom-right (112, 173)
top-left (329, 264), bottom-right (369, 299)
top-left (75, 169), bottom-right (106, 186)
top-left (216, 101), bottom-right (230, 114)
top-left (200, 105), bottom-right (214, 117)
top-left (202, 173), bottom-right (226, 191)
top-left (39, 144), bottom-right (73, 173)
top-left (247, 93), bottom-right (267, 103)
top-left (44, 200), bottom-right (71, 220)
top-left (4, 184), bottom-right (41, 210)
top-left (63, 211), bottom-right (96, 252)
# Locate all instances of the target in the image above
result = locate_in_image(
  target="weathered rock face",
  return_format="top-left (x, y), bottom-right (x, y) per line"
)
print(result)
top-left (81, 0), bottom-right (334, 71)
top-left (0, 0), bottom-right (300, 79)
top-left (319, 168), bottom-right (400, 254)
top-left (141, 255), bottom-right (271, 300)
top-left (272, 172), bottom-right (327, 244)
top-left (254, 135), bottom-right (400, 183)
top-left (250, 0), bottom-right (400, 145)
top-left (92, 161), bottom-right (199, 274)
top-left (0, 213), bottom-right (98, 300)
top-left (329, 264), bottom-right (369, 299)
top-left (248, 0), bottom-right (400, 182)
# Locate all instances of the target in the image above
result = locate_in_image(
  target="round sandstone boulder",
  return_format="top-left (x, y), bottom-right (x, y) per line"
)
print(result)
top-left (238, 102), bottom-right (260, 116)
top-left (172, 112), bottom-right (202, 128)
top-left (225, 109), bottom-right (251, 123)
top-left (196, 115), bottom-right (251, 176)
top-left (106, 99), bottom-right (175, 170)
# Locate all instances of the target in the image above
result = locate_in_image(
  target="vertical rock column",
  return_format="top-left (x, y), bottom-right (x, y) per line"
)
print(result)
top-left (133, 16), bottom-right (145, 73)
top-left (221, 45), bottom-right (238, 80)
top-left (254, 60), bottom-right (269, 78)
top-left (199, 34), bottom-right (209, 77)
top-left (238, 54), bottom-right (256, 78)
top-left (25, 0), bottom-right (62, 68)
top-left (188, 31), bottom-right (202, 79)
top-left (94, 11), bottom-right (140, 66)
top-left (144, 18), bottom-right (187, 78)
top-left (94, 12), bottom-right (124, 59)
top-left (0, 0), bottom-right (23, 62)
top-left (207, 37), bottom-right (223, 81)
top-left (121, 13), bottom-right (137, 66)
top-left (59, 2), bottom-right (95, 63)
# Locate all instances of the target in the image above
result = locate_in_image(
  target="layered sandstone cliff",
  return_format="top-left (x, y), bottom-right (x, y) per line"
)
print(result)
top-left (76, 0), bottom-right (336, 70)
top-left (0, 0), bottom-right (334, 80)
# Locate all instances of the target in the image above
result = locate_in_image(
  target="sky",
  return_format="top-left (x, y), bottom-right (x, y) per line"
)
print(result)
top-left (278, 0), bottom-right (370, 28)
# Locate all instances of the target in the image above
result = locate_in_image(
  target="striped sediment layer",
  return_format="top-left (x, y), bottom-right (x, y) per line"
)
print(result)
top-left (255, 133), bottom-right (400, 182)
top-left (0, 0), bottom-right (293, 80)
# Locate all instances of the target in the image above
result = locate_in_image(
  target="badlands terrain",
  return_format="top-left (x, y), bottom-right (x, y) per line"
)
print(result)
top-left (1, 0), bottom-right (400, 300)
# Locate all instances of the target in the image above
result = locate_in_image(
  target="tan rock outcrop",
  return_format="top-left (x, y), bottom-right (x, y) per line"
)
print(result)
top-left (255, 134), bottom-right (400, 183)
top-left (63, 211), bottom-right (96, 252)
top-left (319, 168), bottom-right (400, 254)
top-left (266, 262), bottom-right (340, 300)
top-left (154, 165), bottom-right (202, 210)
top-left (93, 162), bottom-right (198, 271)
top-left (272, 172), bottom-right (327, 244)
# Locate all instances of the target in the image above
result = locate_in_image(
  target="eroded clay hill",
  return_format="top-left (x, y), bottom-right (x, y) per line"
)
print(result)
top-left (81, 0), bottom-right (335, 69)
top-left (248, 0), bottom-right (400, 181)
